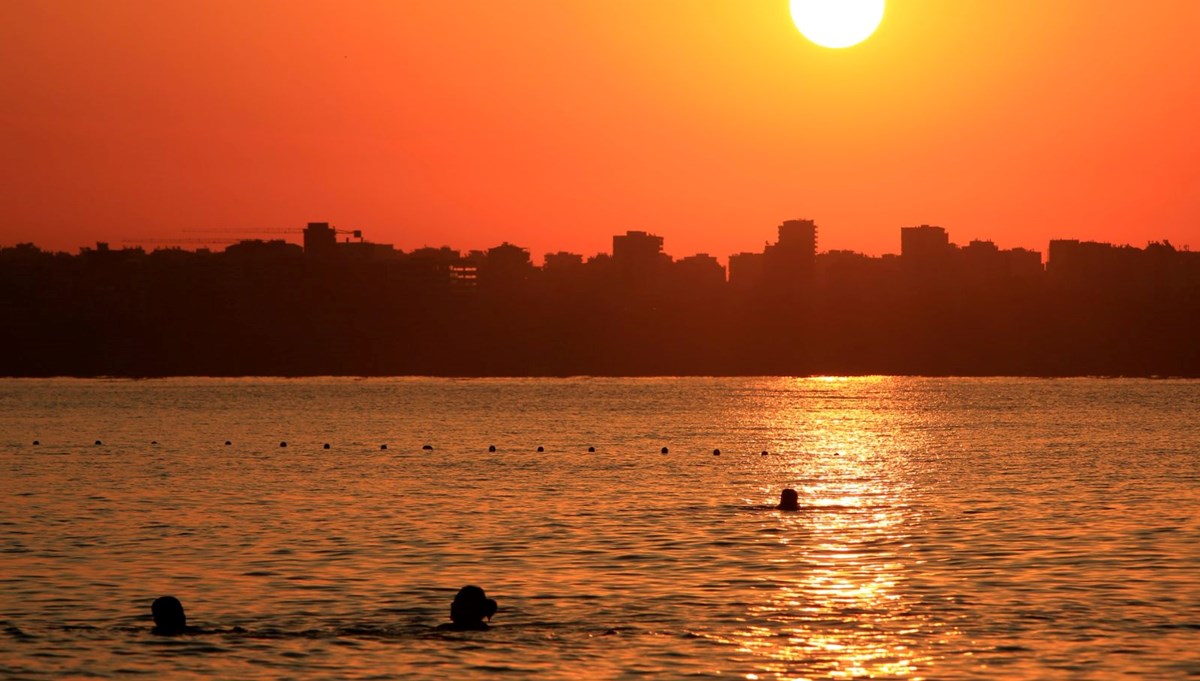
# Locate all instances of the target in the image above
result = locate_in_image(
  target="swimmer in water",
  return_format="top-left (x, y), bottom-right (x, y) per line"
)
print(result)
top-left (438, 585), bottom-right (498, 631)
top-left (777, 488), bottom-right (800, 511)
top-left (151, 596), bottom-right (195, 635)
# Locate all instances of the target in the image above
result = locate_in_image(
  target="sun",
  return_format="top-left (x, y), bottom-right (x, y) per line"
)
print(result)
top-left (790, 0), bottom-right (885, 49)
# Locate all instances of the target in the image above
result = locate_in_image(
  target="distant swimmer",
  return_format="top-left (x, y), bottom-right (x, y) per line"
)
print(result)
top-left (151, 596), bottom-right (196, 635)
top-left (488, 445), bottom-right (496, 453)
top-left (777, 488), bottom-right (800, 511)
top-left (33, 440), bottom-right (40, 446)
top-left (323, 443), bottom-right (331, 450)
top-left (536, 446), bottom-right (544, 452)
top-left (587, 446), bottom-right (595, 452)
top-left (95, 440), bottom-right (102, 446)
top-left (380, 444), bottom-right (388, 450)
top-left (225, 441), bottom-right (232, 446)
top-left (661, 446), bottom-right (669, 454)
top-left (438, 585), bottom-right (498, 631)
top-left (280, 441), bottom-right (287, 448)
top-left (713, 448), bottom-right (721, 456)
top-left (423, 445), bottom-right (434, 451)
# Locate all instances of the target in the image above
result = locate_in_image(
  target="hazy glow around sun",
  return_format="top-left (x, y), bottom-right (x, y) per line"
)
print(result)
top-left (790, 0), bottom-right (885, 49)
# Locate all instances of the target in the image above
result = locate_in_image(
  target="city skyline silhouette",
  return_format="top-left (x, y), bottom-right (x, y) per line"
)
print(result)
top-left (3, 218), bottom-right (1196, 377)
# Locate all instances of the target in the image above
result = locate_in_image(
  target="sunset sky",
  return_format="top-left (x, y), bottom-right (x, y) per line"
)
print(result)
top-left (2, 1), bottom-right (1198, 262)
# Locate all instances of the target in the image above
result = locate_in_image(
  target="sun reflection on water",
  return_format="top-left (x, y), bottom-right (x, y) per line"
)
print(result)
top-left (726, 377), bottom-right (947, 680)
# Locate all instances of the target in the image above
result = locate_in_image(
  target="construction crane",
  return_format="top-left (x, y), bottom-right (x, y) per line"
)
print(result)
top-left (182, 227), bottom-right (364, 240)
top-left (121, 224), bottom-right (366, 249)
top-left (119, 237), bottom-right (250, 246)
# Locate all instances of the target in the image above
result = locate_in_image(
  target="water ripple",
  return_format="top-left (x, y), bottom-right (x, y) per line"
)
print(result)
top-left (0, 377), bottom-right (1197, 679)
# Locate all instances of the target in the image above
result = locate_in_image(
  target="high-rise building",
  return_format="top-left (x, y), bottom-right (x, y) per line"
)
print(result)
top-left (900, 225), bottom-right (954, 283)
top-left (775, 219), bottom-right (817, 260)
top-left (612, 230), bottom-right (670, 281)
top-left (303, 222), bottom-right (337, 258)
top-left (728, 252), bottom-right (765, 292)
top-left (900, 225), bottom-right (950, 262)
top-left (543, 251), bottom-right (583, 271)
top-left (674, 253), bottom-right (726, 289)
top-left (762, 219), bottom-right (817, 296)
top-left (479, 242), bottom-right (533, 286)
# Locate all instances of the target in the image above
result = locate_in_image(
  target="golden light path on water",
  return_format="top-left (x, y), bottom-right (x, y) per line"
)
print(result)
top-left (721, 377), bottom-right (949, 680)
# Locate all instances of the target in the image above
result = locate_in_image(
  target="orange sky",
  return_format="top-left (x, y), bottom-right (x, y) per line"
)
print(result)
top-left (2, 1), bottom-right (1198, 261)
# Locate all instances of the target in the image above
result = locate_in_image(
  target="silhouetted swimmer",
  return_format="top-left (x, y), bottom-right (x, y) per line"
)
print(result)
top-left (587, 446), bottom-right (595, 453)
top-left (151, 441), bottom-right (158, 445)
top-left (423, 444), bottom-right (433, 451)
top-left (225, 440), bottom-right (232, 446)
top-left (536, 446), bottom-right (544, 452)
top-left (151, 596), bottom-right (195, 635)
top-left (380, 444), bottom-right (388, 450)
top-left (32, 440), bottom-right (40, 446)
top-left (280, 441), bottom-right (287, 448)
top-left (488, 445), bottom-right (496, 452)
top-left (323, 443), bottom-right (331, 450)
top-left (761, 450), bottom-right (769, 456)
top-left (713, 448), bottom-right (721, 456)
top-left (438, 585), bottom-right (498, 631)
top-left (661, 446), bottom-right (669, 454)
top-left (95, 440), bottom-right (102, 446)
top-left (777, 488), bottom-right (800, 511)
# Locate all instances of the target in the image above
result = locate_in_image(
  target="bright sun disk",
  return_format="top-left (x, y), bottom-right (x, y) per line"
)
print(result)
top-left (790, 0), bottom-right (885, 49)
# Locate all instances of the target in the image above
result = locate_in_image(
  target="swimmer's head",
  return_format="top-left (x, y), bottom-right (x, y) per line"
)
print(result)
top-left (151, 596), bottom-right (187, 634)
top-left (778, 488), bottom-right (800, 511)
top-left (450, 585), bottom-right (498, 628)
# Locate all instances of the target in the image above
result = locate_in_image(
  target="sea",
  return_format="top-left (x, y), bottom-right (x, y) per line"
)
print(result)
top-left (1, 377), bottom-right (1198, 680)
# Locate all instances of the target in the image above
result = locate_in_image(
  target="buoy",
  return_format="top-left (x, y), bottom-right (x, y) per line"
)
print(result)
top-left (323, 443), bottom-right (330, 450)
top-left (536, 446), bottom-right (544, 452)
top-left (713, 448), bottom-right (720, 456)
top-left (422, 444), bottom-right (433, 451)
top-left (488, 445), bottom-right (496, 452)
top-left (587, 446), bottom-right (595, 453)
top-left (661, 446), bottom-right (669, 454)
top-left (280, 441), bottom-right (287, 448)
top-left (380, 444), bottom-right (388, 450)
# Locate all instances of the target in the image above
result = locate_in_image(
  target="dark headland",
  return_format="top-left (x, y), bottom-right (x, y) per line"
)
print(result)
top-left (2, 220), bottom-right (1196, 377)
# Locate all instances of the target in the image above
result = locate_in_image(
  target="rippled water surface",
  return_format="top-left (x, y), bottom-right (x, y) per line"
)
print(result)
top-left (1, 377), bottom-right (1198, 679)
